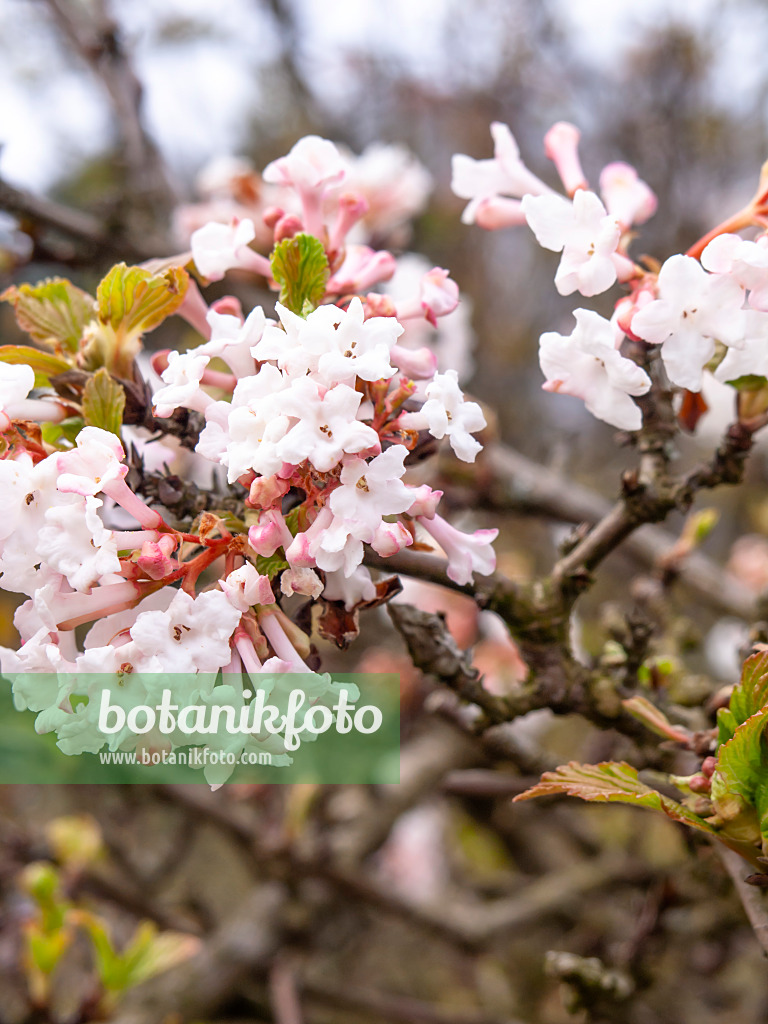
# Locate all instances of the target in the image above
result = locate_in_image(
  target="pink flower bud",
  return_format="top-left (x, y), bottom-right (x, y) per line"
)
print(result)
top-left (247, 509), bottom-right (293, 557)
top-left (210, 295), bottom-right (244, 320)
top-left (365, 293), bottom-right (398, 319)
top-left (327, 246), bottom-right (397, 293)
top-left (247, 474), bottom-right (291, 509)
top-left (262, 206), bottom-right (284, 229)
top-left (407, 485), bottom-right (443, 519)
top-left (420, 268), bottom-right (459, 326)
top-left (390, 344), bottom-right (438, 379)
top-left (136, 535), bottom-right (177, 580)
top-left (274, 214), bottom-right (303, 243)
top-left (371, 519), bottom-right (413, 557)
top-left (474, 196), bottom-right (528, 230)
top-left (544, 122), bottom-right (588, 197)
top-left (614, 284), bottom-right (655, 343)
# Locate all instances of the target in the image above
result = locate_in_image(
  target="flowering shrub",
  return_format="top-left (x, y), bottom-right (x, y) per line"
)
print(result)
top-left (3, 120), bottom-right (768, 871)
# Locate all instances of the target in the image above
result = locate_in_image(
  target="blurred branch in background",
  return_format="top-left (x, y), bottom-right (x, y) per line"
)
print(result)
top-left (40, 0), bottom-right (175, 250)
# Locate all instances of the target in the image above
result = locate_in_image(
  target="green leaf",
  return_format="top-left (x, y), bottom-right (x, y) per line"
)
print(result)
top-left (1, 278), bottom-right (94, 353)
top-left (513, 761), bottom-right (717, 836)
top-left (41, 417), bottom-right (85, 448)
top-left (96, 263), bottom-right (189, 335)
top-left (270, 234), bottom-right (329, 315)
top-left (717, 707), bottom-right (739, 747)
top-left (711, 708), bottom-right (768, 823)
top-left (255, 552), bottom-right (289, 580)
top-left (726, 374), bottom-right (768, 390)
top-left (730, 652), bottom-right (768, 727)
top-left (82, 369), bottom-right (126, 438)
top-left (0, 345), bottom-right (72, 388)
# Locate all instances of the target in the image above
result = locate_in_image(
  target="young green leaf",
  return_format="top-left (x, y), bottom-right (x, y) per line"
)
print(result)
top-left (513, 760), bottom-right (717, 835)
top-left (270, 233), bottom-right (330, 315)
top-left (1, 278), bottom-right (95, 353)
top-left (730, 651), bottom-right (768, 727)
top-left (96, 263), bottom-right (189, 335)
top-left (82, 369), bottom-right (126, 438)
top-left (0, 345), bottom-right (72, 388)
top-left (710, 707), bottom-right (768, 841)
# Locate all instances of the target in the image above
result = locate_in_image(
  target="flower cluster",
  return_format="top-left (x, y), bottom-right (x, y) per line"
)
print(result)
top-left (0, 134), bottom-right (495, 782)
top-left (453, 121), bottom-right (768, 430)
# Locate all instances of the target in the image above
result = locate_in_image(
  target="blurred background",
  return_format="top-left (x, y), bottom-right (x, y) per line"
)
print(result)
top-left (3, 1), bottom-right (768, 1022)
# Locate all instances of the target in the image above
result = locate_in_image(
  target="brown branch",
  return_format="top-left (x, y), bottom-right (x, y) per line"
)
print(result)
top-left (0, 177), bottom-right (115, 251)
top-left (719, 845), bottom-right (768, 957)
top-left (450, 442), bottom-right (758, 620)
top-left (387, 602), bottom-right (514, 725)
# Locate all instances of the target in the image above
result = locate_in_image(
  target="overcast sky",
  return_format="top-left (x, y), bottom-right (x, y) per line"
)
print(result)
top-left (0, 0), bottom-right (765, 191)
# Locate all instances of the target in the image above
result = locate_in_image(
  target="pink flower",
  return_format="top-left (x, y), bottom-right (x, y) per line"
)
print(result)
top-left (451, 122), bottom-right (553, 225)
top-left (418, 513), bottom-right (498, 586)
top-left (263, 136), bottom-right (347, 237)
top-left (220, 563), bottom-right (275, 611)
top-left (599, 162), bottom-right (657, 229)
top-left (419, 268), bottom-right (459, 326)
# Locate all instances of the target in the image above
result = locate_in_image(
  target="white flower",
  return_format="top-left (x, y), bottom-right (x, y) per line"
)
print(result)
top-left (222, 365), bottom-right (292, 481)
top-left (276, 379), bottom-right (380, 472)
top-left (129, 588), bottom-right (240, 674)
top-left (714, 311), bottom-right (768, 383)
top-left (539, 309), bottom-right (651, 431)
top-left (329, 446), bottom-right (414, 538)
top-left (0, 452), bottom-right (36, 543)
top-left (191, 218), bottom-right (257, 280)
top-left (630, 254), bottom-right (746, 391)
top-left (403, 370), bottom-right (486, 462)
top-left (701, 233), bottom-right (768, 311)
top-left (37, 496), bottom-right (120, 592)
top-left (322, 566), bottom-right (377, 609)
top-left (522, 189), bottom-right (622, 297)
top-left (55, 427), bottom-right (128, 497)
top-left (196, 306), bottom-right (268, 378)
top-left (451, 122), bottom-right (552, 225)
top-left (254, 299), bottom-right (401, 386)
top-left (263, 135), bottom-right (347, 192)
top-left (0, 362), bottom-right (35, 431)
top-left (152, 350), bottom-right (211, 418)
